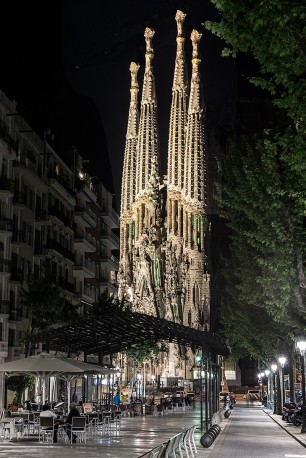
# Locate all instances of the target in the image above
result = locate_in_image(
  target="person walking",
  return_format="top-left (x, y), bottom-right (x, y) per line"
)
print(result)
top-left (113, 391), bottom-right (120, 407)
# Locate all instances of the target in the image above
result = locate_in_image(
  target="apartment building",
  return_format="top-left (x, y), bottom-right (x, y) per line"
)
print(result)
top-left (0, 89), bottom-right (119, 407)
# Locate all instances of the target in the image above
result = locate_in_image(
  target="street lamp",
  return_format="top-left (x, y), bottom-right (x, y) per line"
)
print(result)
top-left (151, 375), bottom-right (156, 404)
top-left (195, 354), bottom-right (204, 432)
top-left (137, 373), bottom-right (142, 401)
top-left (278, 356), bottom-right (287, 411)
top-left (271, 363), bottom-right (277, 414)
top-left (264, 370), bottom-right (270, 407)
top-left (296, 340), bottom-right (306, 433)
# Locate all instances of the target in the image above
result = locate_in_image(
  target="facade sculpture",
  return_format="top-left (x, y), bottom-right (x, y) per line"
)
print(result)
top-left (119, 11), bottom-right (210, 379)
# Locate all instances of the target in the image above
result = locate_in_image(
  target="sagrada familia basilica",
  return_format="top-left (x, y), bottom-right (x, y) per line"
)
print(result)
top-left (119, 11), bottom-right (210, 379)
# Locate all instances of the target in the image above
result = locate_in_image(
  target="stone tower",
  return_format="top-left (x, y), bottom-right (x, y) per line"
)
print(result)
top-left (119, 12), bottom-right (210, 379)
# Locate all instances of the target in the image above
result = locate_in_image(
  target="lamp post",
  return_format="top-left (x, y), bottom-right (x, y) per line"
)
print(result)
top-left (271, 363), bottom-right (277, 414)
top-left (296, 340), bottom-right (306, 433)
top-left (264, 369), bottom-right (270, 407)
top-left (151, 375), bottom-right (156, 404)
top-left (196, 354), bottom-right (203, 432)
top-left (137, 373), bottom-right (142, 401)
top-left (278, 356), bottom-right (287, 411)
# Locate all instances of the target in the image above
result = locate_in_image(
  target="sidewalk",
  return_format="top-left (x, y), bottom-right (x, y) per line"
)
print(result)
top-left (264, 407), bottom-right (306, 448)
top-left (200, 403), bottom-right (306, 457)
top-left (0, 407), bottom-right (208, 458)
top-left (1, 403), bottom-right (306, 457)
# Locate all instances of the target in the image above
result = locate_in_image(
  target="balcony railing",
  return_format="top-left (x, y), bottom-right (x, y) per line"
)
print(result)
top-left (100, 227), bottom-right (119, 244)
top-left (0, 218), bottom-right (13, 232)
top-left (0, 300), bottom-right (10, 314)
top-left (57, 277), bottom-right (75, 293)
top-left (0, 258), bottom-right (11, 273)
top-left (13, 191), bottom-right (26, 205)
top-left (11, 268), bottom-right (24, 282)
top-left (0, 120), bottom-right (17, 152)
top-left (9, 308), bottom-right (22, 321)
top-left (74, 230), bottom-right (96, 247)
top-left (48, 206), bottom-right (71, 226)
top-left (46, 239), bottom-right (74, 261)
top-left (12, 230), bottom-right (26, 243)
top-left (0, 177), bottom-right (15, 193)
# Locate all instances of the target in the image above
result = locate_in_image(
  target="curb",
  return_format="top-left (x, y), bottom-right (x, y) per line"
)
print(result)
top-left (263, 408), bottom-right (306, 449)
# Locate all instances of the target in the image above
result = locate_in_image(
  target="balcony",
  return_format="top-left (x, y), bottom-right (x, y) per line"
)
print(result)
top-left (12, 230), bottom-right (26, 244)
top-left (57, 277), bottom-right (75, 294)
top-left (99, 275), bottom-right (118, 292)
top-left (0, 258), bottom-right (11, 274)
top-left (75, 286), bottom-right (96, 303)
top-left (0, 177), bottom-right (15, 197)
top-left (75, 206), bottom-right (97, 227)
top-left (0, 120), bottom-right (17, 159)
top-left (74, 230), bottom-right (96, 252)
top-left (46, 239), bottom-right (74, 262)
top-left (13, 191), bottom-right (27, 207)
top-left (100, 254), bottom-right (119, 270)
top-left (0, 218), bottom-right (13, 233)
top-left (100, 226), bottom-right (119, 249)
top-left (10, 268), bottom-right (24, 282)
top-left (74, 257), bottom-right (97, 277)
top-left (48, 206), bottom-right (72, 226)
top-left (7, 346), bottom-right (24, 358)
top-left (0, 341), bottom-right (8, 357)
top-left (0, 300), bottom-right (10, 314)
top-left (101, 205), bottom-right (119, 228)
top-left (35, 210), bottom-right (48, 222)
top-left (34, 245), bottom-right (46, 256)
top-left (9, 308), bottom-right (22, 321)
top-left (48, 173), bottom-right (76, 206)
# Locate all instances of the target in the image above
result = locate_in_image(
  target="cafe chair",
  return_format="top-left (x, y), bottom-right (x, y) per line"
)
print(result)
top-left (39, 417), bottom-right (55, 443)
top-left (70, 417), bottom-right (87, 444)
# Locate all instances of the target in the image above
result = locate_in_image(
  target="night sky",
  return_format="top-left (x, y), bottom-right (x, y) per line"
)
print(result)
top-left (0, 0), bottom-right (258, 210)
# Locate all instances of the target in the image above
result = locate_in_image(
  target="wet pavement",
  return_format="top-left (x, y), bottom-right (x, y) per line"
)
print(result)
top-left (1, 402), bottom-right (306, 457)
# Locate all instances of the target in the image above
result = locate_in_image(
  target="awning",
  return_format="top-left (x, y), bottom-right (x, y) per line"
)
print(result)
top-left (36, 312), bottom-right (230, 357)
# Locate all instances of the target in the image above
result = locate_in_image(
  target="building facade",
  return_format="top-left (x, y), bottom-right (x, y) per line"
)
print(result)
top-left (119, 11), bottom-right (210, 380)
top-left (0, 89), bottom-right (119, 408)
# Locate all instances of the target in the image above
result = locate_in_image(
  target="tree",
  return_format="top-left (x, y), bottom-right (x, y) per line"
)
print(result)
top-left (205, 1), bottom-right (306, 132)
top-left (7, 374), bottom-right (35, 405)
top-left (219, 130), bottom-right (305, 358)
top-left (126, 341), bottom-right (168, 366)
top-left (20, 263), bottom-right (77, 356)
top-left (86, 290), bottom-right (132, 318)
top-left (204, 0), bottom-right (306, 359)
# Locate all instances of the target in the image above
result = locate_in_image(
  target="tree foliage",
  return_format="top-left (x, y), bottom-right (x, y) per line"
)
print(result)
top-left (7, 375), bottom-right (35, 405)
top-left (220, 130), bottom-right (305, 358)
top-left (205, 1), bottom-right (306, 125)
top-left (126, 341), bottom-right (168, 366)
top-left (20, 263), bottom-right (77, 355)
top-left (85, 290), bottom-right (132, 318)
top-left (204, 0), bottom-right (306, 360)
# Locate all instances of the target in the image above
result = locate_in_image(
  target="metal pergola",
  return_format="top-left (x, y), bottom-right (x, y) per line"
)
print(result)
top-left (36, 311), bottom-right (230, 357)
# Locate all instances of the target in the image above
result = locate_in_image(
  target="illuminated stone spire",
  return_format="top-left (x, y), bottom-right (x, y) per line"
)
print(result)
top-left (183, 30), bottom-right (205, 207)
top-left (135, 28), bottom-right (160, 198)
top-left (120, 62), bottom-right (140, 215)
top-left (167, 10), bottom-right (189, 190)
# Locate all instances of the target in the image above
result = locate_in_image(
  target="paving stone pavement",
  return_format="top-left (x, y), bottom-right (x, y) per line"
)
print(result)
top-left (1, 403), bottom-right (306, 457)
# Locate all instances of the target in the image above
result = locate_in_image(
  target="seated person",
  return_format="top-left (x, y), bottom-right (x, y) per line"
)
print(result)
top-left (65, 402), bottom-right (80, 443)
top-left (40, 404), bottom-right (58, 443)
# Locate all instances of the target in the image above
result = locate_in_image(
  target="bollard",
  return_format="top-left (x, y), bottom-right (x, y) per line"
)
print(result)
top-left (200, 425), bottom-right (221, 448)
top-left (224, 409), bottom-right (231, 418)
top-left (210, 424), bottom-right (221, 436)
top-left (200, 432), bottom-right (214, 448)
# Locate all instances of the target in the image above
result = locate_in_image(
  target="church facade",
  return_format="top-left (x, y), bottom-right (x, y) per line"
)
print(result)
top-left (119, 11), bottom-right (210, 379)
